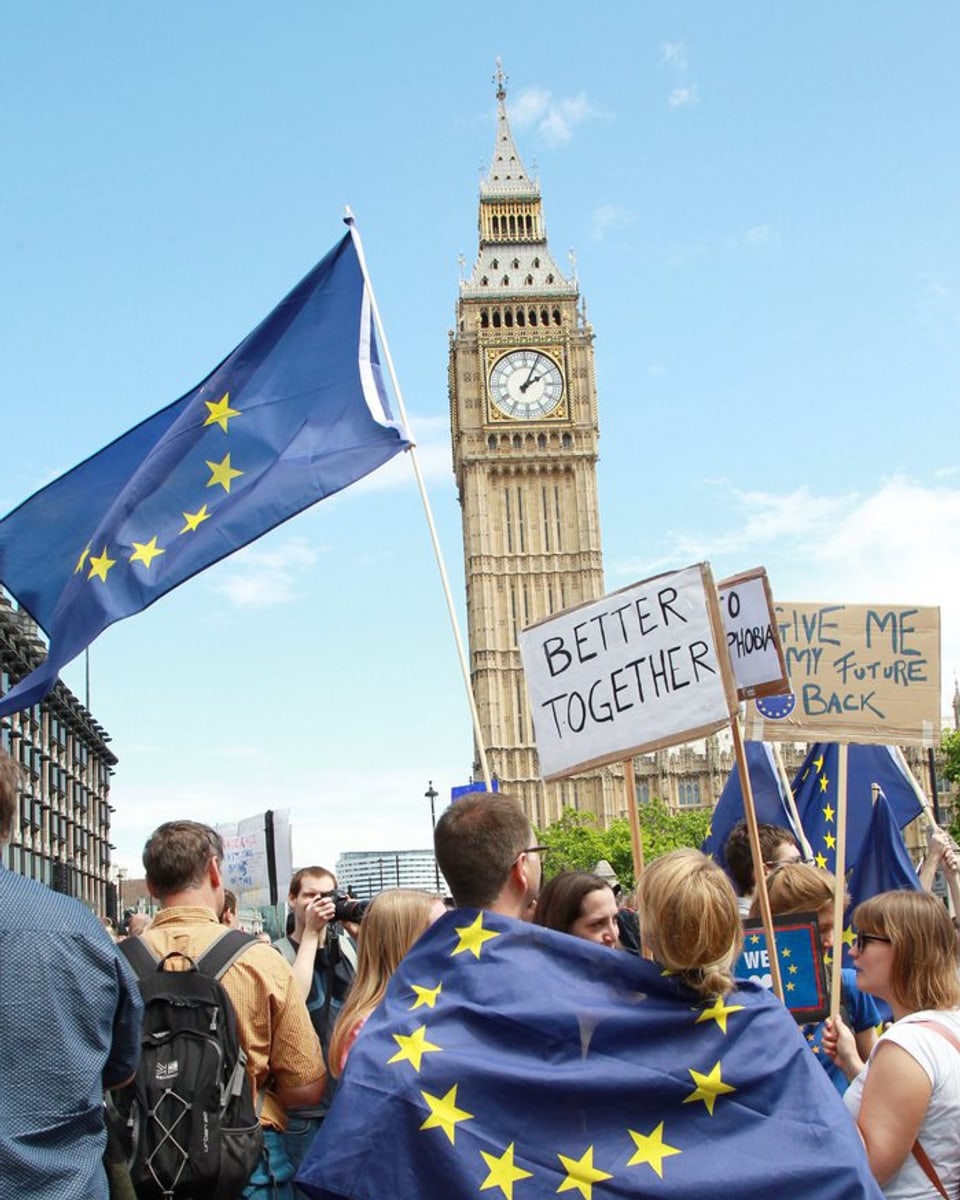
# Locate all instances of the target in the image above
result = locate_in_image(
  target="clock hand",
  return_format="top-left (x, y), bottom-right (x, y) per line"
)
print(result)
top-left (519, 373), bottom-right (545, 394)
top-left (521, 354), bottom-right (541, 390)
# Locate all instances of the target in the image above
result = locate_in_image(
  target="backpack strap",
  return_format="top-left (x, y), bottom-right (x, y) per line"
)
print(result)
top-left (274, 936), bottom-right (297, 966)
top-left (118, 934), bottom-right (162, 980)
top-left (909, 1020), bottom-right (960, 1199)
top-left (196, 928), bottom-right (258, 980)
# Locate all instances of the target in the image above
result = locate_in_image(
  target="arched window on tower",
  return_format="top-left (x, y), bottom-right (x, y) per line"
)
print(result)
top-left (516, 308), bottom-right (525, 327)
top-left (529, 308), bottom-right (538, 326)
top-left (504, 309), bottom-right (513, 328)
top-left (487, 434), bottom-right (497, 450)
top-left (502, 275), bottom-right (509, 286)
top-left (512, 258), bottom-right (519, 270)
top-left (491, 258), bottom-right (499, 270)
top-left (552, 308), bottom-right (561, 325)
top-left (525, 275), bottom-right (533, 286)
top-left (492, 310), bottom-right (501, 328)
top-left (480, 309), bottom-right (489, 328)
top-left (562, 433), bottom-right (572, 449)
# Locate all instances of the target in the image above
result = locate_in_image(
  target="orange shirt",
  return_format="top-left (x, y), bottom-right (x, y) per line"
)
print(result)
top-left (143, 906), bottom-right (324, 1130)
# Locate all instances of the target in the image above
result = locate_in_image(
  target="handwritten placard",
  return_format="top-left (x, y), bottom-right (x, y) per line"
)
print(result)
top-left (216, 809), bottom-right (293, 909)
top-left (518, 563), bottom-right (736, 781)
top-left (744, 602), bottom-right (940, 746)
top-left (717, 568), bottom-right (789, 700)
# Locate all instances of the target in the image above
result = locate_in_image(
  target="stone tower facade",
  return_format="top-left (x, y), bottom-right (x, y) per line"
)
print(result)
top-left (449, 67), bottom-right (622, 828)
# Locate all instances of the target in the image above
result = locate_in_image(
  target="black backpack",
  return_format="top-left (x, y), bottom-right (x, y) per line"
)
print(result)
top-left (111, 929), bottom-right (264, 1200)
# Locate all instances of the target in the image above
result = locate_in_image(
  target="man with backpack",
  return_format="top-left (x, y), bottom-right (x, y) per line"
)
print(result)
top-left (128, 820), bottom-right (325, 1200)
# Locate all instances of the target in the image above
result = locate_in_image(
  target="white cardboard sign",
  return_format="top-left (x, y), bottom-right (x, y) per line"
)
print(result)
top-left (717, 568), bottom-right (789, 700)
top-left (519, 563), bottom-right (735, 781)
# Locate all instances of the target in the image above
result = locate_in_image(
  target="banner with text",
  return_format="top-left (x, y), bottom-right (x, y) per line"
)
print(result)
top-left (744, 602), bottom-right (940, 746)
top-left (518, 563), bottom-right (736, 781)
top-left (216, 809), bottom-right (293, 909)
top-left (717, 568), bottom-right (789, 700)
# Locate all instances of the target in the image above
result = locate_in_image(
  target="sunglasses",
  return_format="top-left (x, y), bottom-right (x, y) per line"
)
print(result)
top-left (854, 932), bottom-right (892, 954)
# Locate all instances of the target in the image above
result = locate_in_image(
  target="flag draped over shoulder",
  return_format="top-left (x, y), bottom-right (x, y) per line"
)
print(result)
top-left (296, 910), bottom-right (882, 1200)
top-left (0, 228), bottom-right (411, 717)
top-left (701, 741), bottom-right (799, 874)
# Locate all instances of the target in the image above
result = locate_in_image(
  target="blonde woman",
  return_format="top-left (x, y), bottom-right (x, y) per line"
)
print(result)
top-left (749, 862), bottom-right (880, 1094)
top-left (328, 889), bottom-right (445, 1076)
top-left (637, 847), bottom-right (743, 1000)
top-left (825, 891), bottom-right (960, 1198)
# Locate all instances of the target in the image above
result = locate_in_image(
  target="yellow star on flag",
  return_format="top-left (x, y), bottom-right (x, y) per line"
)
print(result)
top-left (386, 1024), bottom-right (441, 1072)
top-left (87, 546), bottom-right (116, 583)
top-left (841, 926), bottom-right (856, 948)
top-left (419, 1084), bottom-right (473, 1145)
top-left (74, 544), bottom-right (91, 573)
top-left (695, 996), bottom-right (745, 1034)
top-left (130, 536), bottom-right (165, 568)
top-left (479, 1142), bottom-right (533, 1200)
top-left (682, 1061), bottom-right (736, 1115)
top-left (452, 912), bottom-right (500, 959)
top-left (410, 982), bottom-right (443, 1010)
top-left (822, 803), bottom-right (835, 822)
top-left (556, 1146), bottom-right (612, 1200)
top-left (824, 832), bottom-right (836, 850)
top-left (205, 452), bottom-right (244, 493)
top-left (781, 946), bottom-right (791, 959)
top-left (786, 981), bottom-right (795, 991)
top-left (814, 754), bottom-right (824, 772)
top-left (203, 392), bottom-right (240, 432)
top-left (626, 1121), bottom-right (682, 1178)
top-left (749, 934), bottom-right (760, 944)
top-left (824, 950), bottom-right (833, 968)
top-left (815, 852), bottom-right (828, 869)
top-left (789, 964), bottom-right (798, 975)
top-left (820, 775), bottom-right (829, 793)
top-left (181, 504), bottom-right (211, 533)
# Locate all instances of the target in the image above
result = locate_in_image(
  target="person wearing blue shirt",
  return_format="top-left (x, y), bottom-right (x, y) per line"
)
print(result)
top-left (0, 749), bottom-right (143, 1199)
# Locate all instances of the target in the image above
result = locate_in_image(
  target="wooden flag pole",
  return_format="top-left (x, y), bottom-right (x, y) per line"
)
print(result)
top-left (830, 743), bottom-right (849, 1019)
top-left (624, 758), bottom-right (645, 883)
top-left (772, 742), bottom-right (813, 860)
top-left (731, 717), bottom-right (784, 1002)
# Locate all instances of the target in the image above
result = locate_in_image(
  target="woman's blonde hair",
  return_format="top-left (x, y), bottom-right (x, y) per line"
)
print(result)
top-left (637, 848), bottom-right (742, 999)
top-left (328, 888), bottom-right (440, 1076)
top-left (853, 890), bottom-right (960, 1013)
top-left (748, 862), bottom-right (837, 921)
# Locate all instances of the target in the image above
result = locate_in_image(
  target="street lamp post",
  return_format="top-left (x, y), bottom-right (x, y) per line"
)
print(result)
top-left (425, 781), bottom-right (440, 892)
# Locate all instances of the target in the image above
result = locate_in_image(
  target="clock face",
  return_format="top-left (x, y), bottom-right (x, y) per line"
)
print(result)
top-left (489, 350), bottom-right (564, 420)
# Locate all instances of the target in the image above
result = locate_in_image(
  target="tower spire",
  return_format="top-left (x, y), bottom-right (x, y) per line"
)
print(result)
top-left (483, 58), bottom-right (535, 197)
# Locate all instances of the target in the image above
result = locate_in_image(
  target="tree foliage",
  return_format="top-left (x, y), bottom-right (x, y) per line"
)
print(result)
top-left (942, 729), bottom-right (960, 786)
top-left (536, 799), bottom-right (712, 893)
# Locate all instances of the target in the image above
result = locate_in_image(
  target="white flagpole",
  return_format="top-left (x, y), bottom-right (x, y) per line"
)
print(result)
top-left (344, 211), bottom-right (493, 789)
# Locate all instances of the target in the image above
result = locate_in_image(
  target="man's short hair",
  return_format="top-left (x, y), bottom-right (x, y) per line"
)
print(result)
top-left (222, 889), bottom-right (237, 915)
top-left (288, 866), bottom-right (336, 898)
top-left (143, 820), bottom-right (224, 897)
top-left (0, 748), bottom-right (22, 843)
top-left (724, 819), bottom-right (798, 894)
top-left (434, 793), bottom-right (531, 908)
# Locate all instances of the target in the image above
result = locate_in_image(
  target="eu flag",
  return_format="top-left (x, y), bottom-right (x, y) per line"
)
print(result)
top-left (702, 741), bottom-right (800, 876)
top-left (0, 229), bottom-right (411, 717)
top-left (296, 910), bottom-right (883, 1200)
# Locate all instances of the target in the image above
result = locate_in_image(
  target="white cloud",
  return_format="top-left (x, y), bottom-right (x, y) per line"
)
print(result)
top-left (590, 203), bottom-right (636, 243)
top-left (661, 42), bottom-right (687, 69)
top-left (510, 87), bottom-right (606, 147)
top-left (209, 538), bottom-right (319, 608)
top-left (732, 223), bottom-right (780, 251)
top-left (669, 85), bottom-right (699, 109)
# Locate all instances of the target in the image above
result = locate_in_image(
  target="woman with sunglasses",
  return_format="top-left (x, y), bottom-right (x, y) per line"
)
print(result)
top-left (749, 862), bottom-right (880, 1094)
top-left (824, 890), bottom-right (960, 1198)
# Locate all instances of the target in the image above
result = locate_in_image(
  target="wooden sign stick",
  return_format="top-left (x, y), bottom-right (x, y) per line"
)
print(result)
top-left (624, 758), bottom-right (645, 882)
top-left (830, 743), bottom-right (849, 1019)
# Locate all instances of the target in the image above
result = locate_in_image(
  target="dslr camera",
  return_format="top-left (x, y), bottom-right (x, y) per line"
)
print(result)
top-left (331, 892), bottom-right (368, 924)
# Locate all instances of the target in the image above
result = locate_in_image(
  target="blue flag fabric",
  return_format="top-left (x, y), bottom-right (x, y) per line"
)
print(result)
top-left (792, 743), bottom-right (924, 874)
top-left (296, 910), bottom-right (882, 1200)
top-left (702, 741), bottom-right (800, 874)
top-left (846, 790), bottom-right (921, 911)
top-left (0, 229), bottom-right (411, 717)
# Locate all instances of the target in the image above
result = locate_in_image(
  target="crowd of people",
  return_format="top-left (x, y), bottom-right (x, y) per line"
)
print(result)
top-left (1, 743), bottom-right (959, 1199)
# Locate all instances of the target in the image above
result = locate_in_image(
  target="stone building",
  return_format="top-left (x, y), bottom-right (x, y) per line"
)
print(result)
top-left (0, 593), bottom-right (118, 916)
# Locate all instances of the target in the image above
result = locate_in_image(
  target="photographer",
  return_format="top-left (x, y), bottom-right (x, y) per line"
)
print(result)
top-left (274, 867), bottom-right (364, 1190)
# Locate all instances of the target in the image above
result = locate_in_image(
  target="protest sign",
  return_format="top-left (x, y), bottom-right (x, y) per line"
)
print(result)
top-left (736, 914), bottom-right (829, 1023)
top-left (518, 563), bottom-right (736, 780)
top-left (744, 602), bottom-right (940, 746)
top-left (216, 809), bottom-right (292, 908)
top-left (717, 568), bottom-right (789, 700)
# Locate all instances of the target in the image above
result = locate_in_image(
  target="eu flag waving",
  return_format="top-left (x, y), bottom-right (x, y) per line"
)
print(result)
top-left (296, 910), bottom-right (883, 1200)
top-left (0, 228), bottom-right (411, 717)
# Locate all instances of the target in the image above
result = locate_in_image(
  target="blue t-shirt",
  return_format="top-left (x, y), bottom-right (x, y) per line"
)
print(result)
top-left (801, 967), bottom-right (880, 1094)
top-left (0, 867), bottom-right (143, 1199)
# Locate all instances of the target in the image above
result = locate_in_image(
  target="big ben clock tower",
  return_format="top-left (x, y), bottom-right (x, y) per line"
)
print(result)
top-left (449, 65), bottom-right (622, 829)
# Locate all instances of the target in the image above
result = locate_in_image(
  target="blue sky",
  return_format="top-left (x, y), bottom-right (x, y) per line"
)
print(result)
top-left (3, 4), bottom-right (958, 875)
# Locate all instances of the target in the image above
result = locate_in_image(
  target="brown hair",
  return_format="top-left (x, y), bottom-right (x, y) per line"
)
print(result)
top-left (222, 889), bottom-right (237, 915)
top-left (0, 749), bottom-right (22, 843)
top-left (288, 866), bottom-right (337, 898)
top-left (328, 889), bottom-right (440, 1076)
top-left (749, 862), bottom-right (837, 920)
top-left (853, 890), bottom-right (960, 1013)
top-left (143, 820), bottom-right (224, 897)
top-left (724, 819), bottom-right (798, 894)
top-left (534, 872), bottom-right (613, 935)
top-left (638, 848), bottom-right (742, 999)
top-left (434, 793), bottom-right (531, 908)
